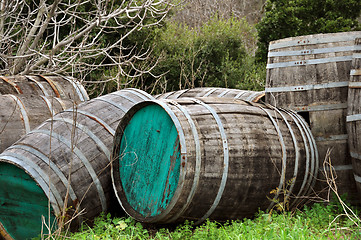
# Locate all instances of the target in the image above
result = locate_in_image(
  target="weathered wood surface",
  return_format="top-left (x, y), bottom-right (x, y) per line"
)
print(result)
top-left (157, 87), bottom-right (265, 102)
top-left (112, 97), bottom-right (318, 224)
top-left (347, 38), bottom-right (361, 202)
top-left (0, 88), bottom-right (154, 240)
top-left (0, 75), bottom-right (89, 103)
top-left (265, 31), bottom-right (361, 203)
top-left (0, 95), bottom-right (73, 153)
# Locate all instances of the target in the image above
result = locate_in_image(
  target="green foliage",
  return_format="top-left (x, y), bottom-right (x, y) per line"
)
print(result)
top-left (256, 0), bottom-right (361, 63)
top-left (110, 16), bottom-right (265, 95)
top-left (59, 203), bottom-right (361, 239)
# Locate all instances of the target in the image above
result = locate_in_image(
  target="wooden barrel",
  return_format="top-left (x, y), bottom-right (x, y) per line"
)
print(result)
top-left (347, 38), bottom-right (361, 202)
top-left (112, 98), bottom-right (318, 224)
top-left (157, 87), bottom-right (265, 102)
top-left (0, 95), bottom-right (74, 153)
top-left (0, 88), bottom-right (154, 240)
top-left (265, 31), bottom-right (361, 203)
top-left (0, 75), bottom-right (89, 103)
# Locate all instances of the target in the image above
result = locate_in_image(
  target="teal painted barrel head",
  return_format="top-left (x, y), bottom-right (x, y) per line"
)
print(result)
top-left (0, 162), bottom-right (56, 240)
top-left (119, 104), bottom-right (181, 218)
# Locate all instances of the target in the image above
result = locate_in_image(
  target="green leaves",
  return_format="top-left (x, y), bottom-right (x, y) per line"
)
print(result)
top-left (256, 0), bottom-right (361, 63)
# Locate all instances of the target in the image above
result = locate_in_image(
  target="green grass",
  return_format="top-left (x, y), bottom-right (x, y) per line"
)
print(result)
top-left (52, 201), bottom-right (361, 240)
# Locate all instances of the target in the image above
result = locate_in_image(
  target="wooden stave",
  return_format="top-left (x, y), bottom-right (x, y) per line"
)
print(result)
top-left (265, 31), bottom-right (361, 203)
top-left (156, 87), bottom-right (265, 102)
top-left (347, 38), bottom-right (361, 202)
top-left (112, 97), bottom-right (318, 224)
top-left (0, 95), bottom-right (74, 153)
top-left (0, 75), bottom-right (89, 103)
top-left (0, 89), bottom-right (154, 239)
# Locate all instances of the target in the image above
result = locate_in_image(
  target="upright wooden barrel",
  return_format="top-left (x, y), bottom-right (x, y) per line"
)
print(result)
top-left (347, 38), bottom-right (361, 201)
top-left (265, 31), bottom-right (361, 203)
top-left (0, 75), bottom-right (89, 103)
top-left (157, 87), bottom-right (265, 102)
top-left (0, 88), bottom-right (154, 240)
top-left (112, 98), bottom-right (318, 224)
top-left (0, 95), bottom-right (74, 153)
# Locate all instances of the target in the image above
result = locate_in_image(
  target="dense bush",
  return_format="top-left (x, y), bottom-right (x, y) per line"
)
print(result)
top-left (256, 0), bottom-right (361, 63)
top-left (143, 17), bottom-right (265, 94)
top-left (96, 16), bottom-right (266, 96)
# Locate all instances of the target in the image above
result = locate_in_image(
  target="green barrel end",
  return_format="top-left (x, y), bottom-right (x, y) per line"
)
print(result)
top-left (119, 104), bottom-right (181, 218)
top-left (0, 162), bottom-right (56, 240)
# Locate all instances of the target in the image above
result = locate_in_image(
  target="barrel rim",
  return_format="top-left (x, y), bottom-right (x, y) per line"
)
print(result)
top-left (269, 31), bottom-right (361, 50)
top-left (111, 100), bottom-right (187, 222)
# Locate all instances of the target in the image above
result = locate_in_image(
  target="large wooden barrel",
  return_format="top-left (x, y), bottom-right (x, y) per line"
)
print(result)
top-left (0, 75), bottom-right (89, 103)
top-left (347, 38), bottom-right (361, 202)
top-left (111, 98), bottom-right (318, 224)
top-left (157, 87), bottom-right (265, 102)
top-left (265, 31), bottom-right (361, 203)
top-left (0, 95), bottom-right (74, 153)
top-left (0, 88), bottom-right (154, 240)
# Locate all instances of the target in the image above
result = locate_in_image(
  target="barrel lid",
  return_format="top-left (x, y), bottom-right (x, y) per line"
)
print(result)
top-left (0, 162), bottom-right (56, 239)
top-left (113, 102), bottom-right (183, 221)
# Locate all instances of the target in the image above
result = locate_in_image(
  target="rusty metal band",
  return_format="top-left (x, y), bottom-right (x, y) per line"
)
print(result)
top-left (31, 129), bottom-right (107, 211)
top-left (49, 117), bottom-right (111, 159)
top-left (267, 56), bottom-right (353, 69)
top-left (350, 69), bottom-right (361, 76)
top-left (314, 134), bottom-right (348, 142)
top-left (203, 88), bottom-right (218, 97)
top-left (109, 91), bottom-right (137, 103)
top-left (268, 45), bottom-right (361, 57)
top-left (321, 165), bottom-right (353, 171)
top-left (269, 34), bottom-right (360, 50)
top-left (62, 76), bottom-right (89, 101)
top-left (218, 89), bottom-right (231, 97)
top-left (63, 109), bottom-right (115, 136)
top-left (25, 75), bottom-right (50, 96)
top-left (266, 81), bottom-right (348, 93)
top-left (272, 108), bottom-right (300, 204)
top-left (349, 82), bottom-right (361, 89)
top-left (165, 101), bottom-right (202, 223)
top-left (0, 76), bottom-right (23, 94)
top-left (259, 107), bottom-right (287, 212)
top-left (354, 174), bottom-right (361, 184)
top-left (288, 109), bottom-right (318, 199)
top-left (38, 75), bottom-right (62, 98)
top-left (245, 91), bottom-right (264, 102)
top-left (8, 95), bottom-right (31, 133)
top-left (96, 97), bottom-right (128, 112)
top-left (0, 222), bottom-right (13, 240)
top-left (0, 154), bottom-right (62, 215)
top-left (193, 98), bottom-right (229, 225)
top-left (8, 144), bottom-right (77, 202)
top-left (125, 88), bottom-right (155, 100)
top-left (292, 103), bottom-right (347, 112)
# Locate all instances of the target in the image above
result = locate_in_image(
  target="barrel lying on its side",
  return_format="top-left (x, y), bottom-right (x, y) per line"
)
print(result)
top-left (266, 31), bottom-right (361, 203)
top-left (0, 75), bottom-right (89, 103)
top-left (347, 38), bottom-right (361, 201)
top-left (0, 88), bottom-right (153, 240)
top-left (112, 98), bottom-right (318, 224)
top-left (157, 87), bottom-right (265, 102)
top-left (0, 95), bottom-right (74, 153)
